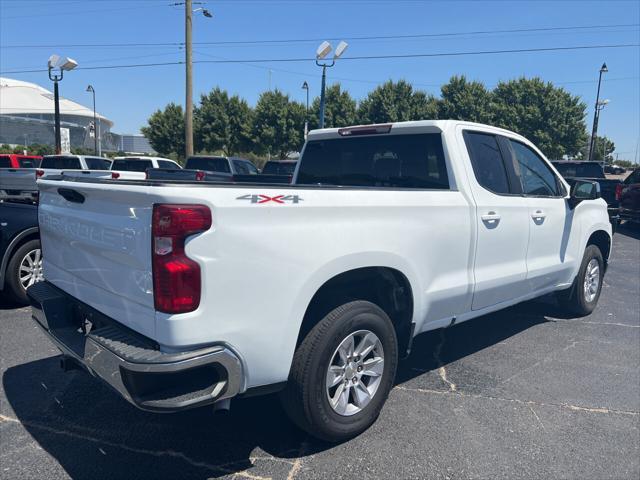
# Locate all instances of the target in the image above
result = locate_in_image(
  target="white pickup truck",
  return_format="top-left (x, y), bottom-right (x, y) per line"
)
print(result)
top-left (28, 120), bottom-right (611, 441)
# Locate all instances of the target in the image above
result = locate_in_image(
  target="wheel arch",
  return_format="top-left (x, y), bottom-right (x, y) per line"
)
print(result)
top-left (0, 228), bottom-right (39, 290)
top-left (586, 229), bottom-right (611, 268)
top-left (295, 265), bottom-right (416, 358)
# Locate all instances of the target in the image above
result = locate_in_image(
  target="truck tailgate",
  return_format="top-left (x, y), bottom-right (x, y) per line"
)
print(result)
top-left (37, 179), bottom-right (158, 337)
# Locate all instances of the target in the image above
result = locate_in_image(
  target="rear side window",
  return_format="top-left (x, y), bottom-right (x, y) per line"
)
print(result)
top-left (464, 132), bottom-right (510, 194)
top-left (41, 156), bottom-right (81, 169)
top-left (263, 162), bottom-right (296, 175)
top-left (186, 157), bottom-right (231, 173)
top-left (18, 157), bottom-right (40, 168)
top-left (510, 140), bottom-right (560, 196)
top-left (112, 159), bottom-right (153, 172)
top-left (85, 157), bottom-right (109, 170)
top-left (158, 160), bottom-right (180, 170)
top-left (297, 133), bottom-right (449, 189)
top-left (0, 156), bottom-right (10, 168)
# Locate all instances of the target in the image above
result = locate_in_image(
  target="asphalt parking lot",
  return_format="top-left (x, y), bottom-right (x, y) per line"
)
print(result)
top-left (1, 225), bottom-right (638, 480)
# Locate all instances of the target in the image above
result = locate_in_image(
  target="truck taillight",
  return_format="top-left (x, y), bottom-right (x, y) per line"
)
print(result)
top-left (195, 171), bottom-right (206, 181)
top-left (615, 184), bottom-right (624, 201)
top-left (111, 172), bottom-right (120, 179)
top-left (36, 169), bottom-right (45, 178)
top-left (152, 204), bottom-right (212, 314)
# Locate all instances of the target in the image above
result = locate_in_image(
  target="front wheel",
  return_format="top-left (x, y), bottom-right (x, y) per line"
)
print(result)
top-left (281, 300), bottom-right (398, 442)
top-left (556, 244), bottom-right (604, 316)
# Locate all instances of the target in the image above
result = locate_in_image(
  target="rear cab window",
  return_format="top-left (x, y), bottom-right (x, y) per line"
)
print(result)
top-left (297, 133), bottom-right (449, 189)
top-left (18, 157), bottom-right (41, 168)
top-left (186, 157), bottom-right (231, 173)
top-left (41, 156), bottom-right (81, 169)
top-left (112, 159), bottom-right (153, 172)
top-left (84, 157), bottom-right (110, 170)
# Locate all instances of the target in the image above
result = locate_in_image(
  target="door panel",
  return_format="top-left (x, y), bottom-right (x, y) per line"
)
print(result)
top-left (460, 130), bottom-right (530, 310)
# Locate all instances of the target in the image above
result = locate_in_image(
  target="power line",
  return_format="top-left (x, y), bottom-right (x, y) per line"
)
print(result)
top-left (1, 23), bottom-right (637, 49)
top-left (2, 43), bottom-right (638, 75)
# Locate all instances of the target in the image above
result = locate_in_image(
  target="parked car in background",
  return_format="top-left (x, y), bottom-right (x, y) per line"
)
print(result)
top-left (262, 160), bottom-right (297, 176)
top-left (110, 156), bottom-right (182, 179)
top-left (0, 154), bottom-right (42, 168)
top-left (0, 199), bottom-right (41, 304)
top-left (39, 154), bottom-right (112, 173)
top-left (551, 161), bottom-right (621, 221)
top-left (29, 120), bottom-right (611, 442)
top-left (617, 167), bottom-right (640, 224)
top-left (147, 155), bottom-right (262, 182)
top-left (604, 164), bottom-right (626, 175)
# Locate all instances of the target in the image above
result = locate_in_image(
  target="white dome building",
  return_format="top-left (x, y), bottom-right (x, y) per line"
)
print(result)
top-left (0, 77), bottom-right (117, 150)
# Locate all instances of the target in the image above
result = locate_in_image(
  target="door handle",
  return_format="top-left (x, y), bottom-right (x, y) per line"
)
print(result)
top-left (481, 211), bottom-right (501, 223)
top-left (531, 210), bottom-right (546, 220)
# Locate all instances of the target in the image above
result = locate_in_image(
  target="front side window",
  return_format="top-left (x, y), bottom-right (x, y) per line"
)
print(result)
top-left (464, 132), bottom-right (510, 194)
top-left (510, 140), bottom-right (560, 196)
top-left (158, 160), bottom-right (180, 170)
top-left (297, 133), bottom-right (449, 189)
top-left (233, 160), bottom-right (249, 175)
top-left (244, 162), bottom-right (259, 175)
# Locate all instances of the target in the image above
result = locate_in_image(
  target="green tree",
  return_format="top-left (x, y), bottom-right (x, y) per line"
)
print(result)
top-left (491, 77), bottom-right (587, 159)
top-left (581, 135), bottom-right (615, 162)
top-left (357, 80), bottom-right (438, 124)
top-left (252, 90), bottom-right (305, 158)
top-left (195, 87), bottom-right (254, 156)
top-left (141, 103), bottom-right (185, 158)
top-left (439, 75), bottom-right (494, 123)
top-left (309, 84), bottom-right (358, 129)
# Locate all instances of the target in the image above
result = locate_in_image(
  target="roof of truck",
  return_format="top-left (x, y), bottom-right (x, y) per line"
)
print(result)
top-left (307, 120), bottom-right (524, 140)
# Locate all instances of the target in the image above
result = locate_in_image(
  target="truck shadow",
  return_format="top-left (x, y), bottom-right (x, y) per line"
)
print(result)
top-left (3, 300), bottom-right (558, 479)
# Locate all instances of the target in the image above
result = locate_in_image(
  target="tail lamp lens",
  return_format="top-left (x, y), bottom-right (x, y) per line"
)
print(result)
top-left (152, 204), bottom-right (212, 314)
top-left (111, 172), bottom-right (120, 179)
top-left (36, 169), bottom-right (45, 178)
top-left (615, 184), bottom-right (624, 201)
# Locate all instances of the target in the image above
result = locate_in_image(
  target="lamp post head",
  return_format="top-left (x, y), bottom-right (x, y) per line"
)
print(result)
top-left (202, 8), bottom-right (213, 17)
top-left (86, 85), bottom-right (94, 93)
top-left (600, 63), bottom-right (608, 73)
top-left (302, 81), bottom-right (309, 90)
top-left (48, 54), bottom-right (78, 71)
top-left (316, 41), bottom-right (332, 60)
top-left (333, 41), bottom-right (348, 59)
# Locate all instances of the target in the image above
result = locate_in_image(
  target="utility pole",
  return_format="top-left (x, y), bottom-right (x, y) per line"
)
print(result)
top-left (185, 0), bottom-right (194, 158)
top-left (588, 63), bottom-right (608, 161)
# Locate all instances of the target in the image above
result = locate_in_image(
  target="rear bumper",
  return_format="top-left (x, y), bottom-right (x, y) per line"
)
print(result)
top-left (27, 281), bottom-right (243, 412)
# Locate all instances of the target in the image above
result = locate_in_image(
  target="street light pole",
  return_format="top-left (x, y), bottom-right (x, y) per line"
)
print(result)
top-left (302, 81), bottom-right (309, 139)
top-left (588, 63), bottom-right (608, 161)
top-left (185, 0), bottom-right (194, 158)
top-left (47, 55), bottom-right (77, 155)
top-left (86, 85), bottom-right (98, 155)
top-left (315, 40), bottom-right (348, 129)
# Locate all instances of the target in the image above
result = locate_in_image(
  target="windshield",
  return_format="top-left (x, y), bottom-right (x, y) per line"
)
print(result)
top-left (186, 157), bottom-right (231, 173)
top-left (41, 156), bottom-right (81, 169)
top-left (553, 162), bottom-right (604, 178)
top-left (262, 162), bottom-right (296, 175)
top-left (112, 159), bottom-right (153, 172)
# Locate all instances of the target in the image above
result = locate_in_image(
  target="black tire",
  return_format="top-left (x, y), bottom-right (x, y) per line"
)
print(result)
top-left (281, 300), bottom-right (398, 442)
top-left (556, 244), bottom-right (604, 317)
top-left (5, 239), bottom-right (42, 305)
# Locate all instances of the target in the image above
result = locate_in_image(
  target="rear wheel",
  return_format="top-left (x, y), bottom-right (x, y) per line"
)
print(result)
top-left (281, 300), bottom-right (398, 442)
top-left (5, 239), bottom-right (43, 305)
top-left (556, 244), bottom-right (604, 316)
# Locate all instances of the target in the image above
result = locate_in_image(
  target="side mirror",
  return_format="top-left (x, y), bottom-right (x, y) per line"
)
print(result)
top-left (568, 179), bottom-right (600, 209)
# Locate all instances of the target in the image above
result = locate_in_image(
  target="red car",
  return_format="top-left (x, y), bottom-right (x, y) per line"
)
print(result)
top-left (0, 154), bottom-right (42, 169)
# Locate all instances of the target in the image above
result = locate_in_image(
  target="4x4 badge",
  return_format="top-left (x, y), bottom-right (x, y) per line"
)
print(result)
top-left (236, 194), bottom-right (303, 204)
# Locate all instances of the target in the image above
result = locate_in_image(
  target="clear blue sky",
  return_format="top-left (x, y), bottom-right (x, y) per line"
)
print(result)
top-left (1, 0), bottom-right (639, 160)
